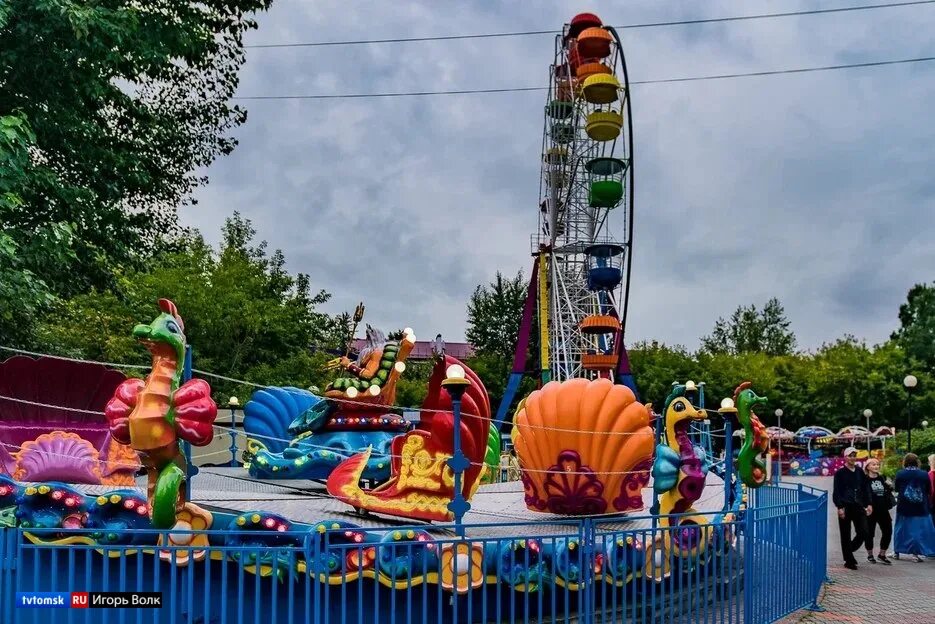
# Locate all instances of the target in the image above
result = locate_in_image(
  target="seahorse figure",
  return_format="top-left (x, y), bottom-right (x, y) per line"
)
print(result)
top-left (105, 299), bottom-right (218, 563)
top-left (732, 381), bottom-right (769, 487)
top-left (649, 384), bottom-right (710, 573)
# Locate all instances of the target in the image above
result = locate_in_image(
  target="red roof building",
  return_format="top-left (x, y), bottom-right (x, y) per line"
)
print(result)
top-left (350, 339), bottom-right (474, 361)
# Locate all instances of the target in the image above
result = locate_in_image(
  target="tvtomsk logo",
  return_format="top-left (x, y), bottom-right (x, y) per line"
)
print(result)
top-left (16, 592), bottom-right (162, 608)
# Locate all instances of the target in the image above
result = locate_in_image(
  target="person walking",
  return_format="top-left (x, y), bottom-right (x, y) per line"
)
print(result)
top-left (893, 453), bottom-right (935, 562)
top-left (832, 447), bottom-right (872, 570)
top-left (863, 457), bottom-right (894, 564)
top-left (928, 454), bottom-right (935, 528)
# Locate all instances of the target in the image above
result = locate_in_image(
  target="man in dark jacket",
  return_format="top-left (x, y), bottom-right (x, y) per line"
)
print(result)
top-left (833, 447), bottom-right (873, 569)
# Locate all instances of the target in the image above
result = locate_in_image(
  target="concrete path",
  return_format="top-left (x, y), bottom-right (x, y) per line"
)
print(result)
top-left (783, 476), bottom-right (935, 624)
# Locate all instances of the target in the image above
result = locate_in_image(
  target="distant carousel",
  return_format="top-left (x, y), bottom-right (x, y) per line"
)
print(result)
top-left (768, 424), bottom-right (895, 476)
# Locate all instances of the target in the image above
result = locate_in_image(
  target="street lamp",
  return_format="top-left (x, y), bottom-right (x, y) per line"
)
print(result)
top-left (904, 375), bottom-right (918, 453)
top-left (775, 408), bottom-right (784, 481)
top-left (863, 409), bottom-right (873, 453)
top-left (442, 364), bottom-right (471, 537)
top-left (228, 396), bottom-right (240, 467)
top-left (719, 398), bottom-right (739, 507)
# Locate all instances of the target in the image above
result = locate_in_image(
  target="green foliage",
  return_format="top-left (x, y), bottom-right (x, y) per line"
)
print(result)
top-left (627, 341), bottom-right (699, 409)
top-left (464, 270), bottom-right (536, 421)
top-left (892, 282), bottom-right (935, 373)
top-left (463, 353), bottom-right (536, 420)
top-left (0, 0), bottom-right (272, 294)
top-left (0, 113), bottom-right (78, 344)
top-left (624, 337), bottom-right (935, 435)
top-left (881, 428), bottom-right (935, 478)
top-left (889, 428), bottom-right (935, 458)
top-left (394, 361), bottom-right (433, 408)
top-left (37, 213), bottom-right (339, 401)
top-left (466, 271), bottom-right (527, 361)
top-left (701, 298), bottom-right (796, 356)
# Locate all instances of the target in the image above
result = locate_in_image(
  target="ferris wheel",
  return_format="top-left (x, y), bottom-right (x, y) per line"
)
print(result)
top-left (496, 12), bottom-right (637, 424)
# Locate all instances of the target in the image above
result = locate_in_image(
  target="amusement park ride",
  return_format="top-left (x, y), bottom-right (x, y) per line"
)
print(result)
top-left (498, 14), bottom-right (637, 424)
top-left (0, 13), bottom-right (835, 624)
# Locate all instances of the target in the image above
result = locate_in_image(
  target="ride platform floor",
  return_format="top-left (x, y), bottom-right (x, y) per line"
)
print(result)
top-left (74, 467), bottom-right (729, 537)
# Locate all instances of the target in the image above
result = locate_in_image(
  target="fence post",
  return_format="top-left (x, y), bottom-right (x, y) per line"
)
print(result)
top-left (312, 531), bottom-right (322, 624)
top-left (0, 529), bottom-right (8, 623)
top-left (182, 344), bottom-right (197, 499)
top-left (743, 504), bottom-right (755, 623)
top-left (579, 518), bottom-right (594, 623)
top-left (806, 492), bottom-right (828, 611)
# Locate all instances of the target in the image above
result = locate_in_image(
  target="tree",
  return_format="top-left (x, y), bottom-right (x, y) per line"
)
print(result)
top-left (0, 113), bottom-right (76, 345)
top-left (464, 270), bottom-right (537, 423)
top-left (892, 282), bottom-right (935, 372)
top-left (627, 341), bottom-right (699, 409)
top-left (466, 271), bottom-right (527, 361)
top-left (0, 0), bottom-right (272, 294)
top-left (38, 214), bottom-right (338, 401)
top-left (701, 298), bottom-right (796, 356)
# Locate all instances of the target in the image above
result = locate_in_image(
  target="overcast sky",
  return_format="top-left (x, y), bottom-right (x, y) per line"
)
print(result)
top-left (187, 0), bottom-right (935, 352)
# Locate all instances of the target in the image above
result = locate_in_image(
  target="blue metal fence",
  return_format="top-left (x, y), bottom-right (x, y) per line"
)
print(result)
top-left (0, 483), bottom-right (826, 623)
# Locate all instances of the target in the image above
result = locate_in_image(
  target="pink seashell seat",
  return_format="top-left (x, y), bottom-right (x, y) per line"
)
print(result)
top-left (0, 356), bottom-right (140, 485)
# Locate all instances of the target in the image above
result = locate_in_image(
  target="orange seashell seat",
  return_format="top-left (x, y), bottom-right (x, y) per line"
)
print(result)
top-left (512, 378), bottom-right (654, 515)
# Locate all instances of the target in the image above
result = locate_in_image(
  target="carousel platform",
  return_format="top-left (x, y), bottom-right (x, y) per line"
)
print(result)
top-left (68, 466), bottom-right (730, 536)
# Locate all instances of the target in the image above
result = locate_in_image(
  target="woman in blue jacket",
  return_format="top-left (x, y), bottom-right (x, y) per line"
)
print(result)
top-left (893, 453), bottom-right (935, 561)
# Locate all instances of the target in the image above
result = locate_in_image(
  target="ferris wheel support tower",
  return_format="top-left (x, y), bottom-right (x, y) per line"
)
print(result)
top-left (495, 13), bottom-right (637, 425)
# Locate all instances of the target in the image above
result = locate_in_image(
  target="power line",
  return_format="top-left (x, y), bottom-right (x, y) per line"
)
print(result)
top-left (235, 86), bottom-right (545, 100)
top-left (231, 55), bottom-right (935, 100)
top-left (245, 1), bottom-right (935, 49)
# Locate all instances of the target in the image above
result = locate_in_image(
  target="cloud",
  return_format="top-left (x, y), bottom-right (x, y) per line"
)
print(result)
top-left (190, 0), bottom-right (935, 352)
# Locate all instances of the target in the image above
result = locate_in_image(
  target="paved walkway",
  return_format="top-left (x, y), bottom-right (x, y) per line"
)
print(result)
top-left (784, 476), bottom-right (935, 624)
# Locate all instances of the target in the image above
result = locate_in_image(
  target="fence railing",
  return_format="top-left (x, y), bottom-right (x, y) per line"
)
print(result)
top-left (0, 483), bottom-right (826, 623)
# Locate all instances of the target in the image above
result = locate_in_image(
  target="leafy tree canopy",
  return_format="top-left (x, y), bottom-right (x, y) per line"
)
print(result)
top-left (892, 282), bottom-right (935, 373)
top-left (627, 337), bottom-right (934, 435)
top-left (464, 270), bottom-right (537, 421)
top-left (701, 297), bottom-right (796, 356)
top-left (37, 213), bottom-right (341, 401)
top-left (0, 113), bottom-right (76, 344)
top-left (466, 271), bottom-right (528, 362)
top-left (0, 0), bottom-right (272, 294)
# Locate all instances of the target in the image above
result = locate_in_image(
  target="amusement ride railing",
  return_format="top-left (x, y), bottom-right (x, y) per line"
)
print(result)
top-left (0, 482), bottom-right (827, 624)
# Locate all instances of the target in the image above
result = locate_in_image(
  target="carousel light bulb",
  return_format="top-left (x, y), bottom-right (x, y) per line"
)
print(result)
top-left (229, 396), bottom-right (240, 406)
top-left (346, 387), bottom-right (359, 399)
top-left (403, 327), bottom-right (413, 336)
top-left (368, 385), bottom-right (380, 396)
top-left (720, 397), bottom-right (735, 410)
top-left (394, 361), bottom-right (406, 373)
top-left (685, 380), bottom-right (697, 391)
top-left (446, 364), bottom-right (466, 380)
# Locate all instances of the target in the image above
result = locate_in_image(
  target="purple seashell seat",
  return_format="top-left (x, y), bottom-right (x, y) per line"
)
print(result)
top-left (0, 356), bottom-right (140, 485)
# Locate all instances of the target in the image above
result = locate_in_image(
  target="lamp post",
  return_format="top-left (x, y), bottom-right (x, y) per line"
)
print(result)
top-left (774, 408), bottom-right (783, 482)
top-left (863, 409), bottom-right (872, 454)
top-left (228, 396), bottom-right (240, 467)
top-left (442, 364), bottom-right (471, 537)
top-left (904, 375), bottom-right (918, 453)
top-left (719, 398), bottom-right (738, 509)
